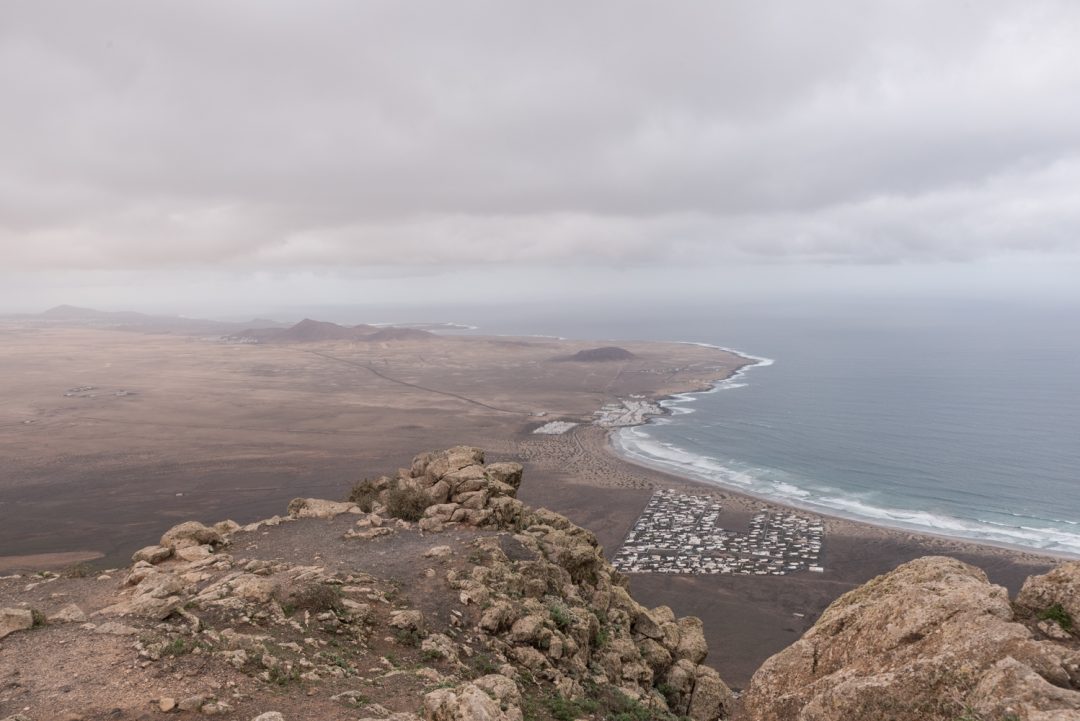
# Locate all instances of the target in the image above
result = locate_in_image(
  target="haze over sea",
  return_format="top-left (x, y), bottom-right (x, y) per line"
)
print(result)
top-left (344, 296), bottom-right (1080, 557)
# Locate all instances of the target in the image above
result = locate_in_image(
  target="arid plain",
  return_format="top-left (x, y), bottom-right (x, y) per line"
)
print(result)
top-left (0, 321), bottom-right (1056, 686)
top-left (0, 322), bottom-right (738, 568)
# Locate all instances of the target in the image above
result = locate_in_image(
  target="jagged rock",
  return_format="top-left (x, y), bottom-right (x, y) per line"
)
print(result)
top-left (49, 603), bottom-right (87, 624)
top-left (201, 700), bottom-right (232, 715)
top-left (631, 606), bottom-right (665, 640)
top-left (421, 633), bottom-right (459, 662)
top-left (508, 645), bottom-right (547, 671)
top-left (484, 462), bottom-right (523, 490)
top-left (251, 713), bottom-right (284, 721)
top-left (424, 447), bottom-right (485, 481)
top-left (389, 609), bottom-right (424, 632)
top-left (743, 556), bottom-right (1080, 721)
top-left (160, 521), bottom-right (223, 550)
top-left (230, 574), bottom-right (279, 603)
top-left (0, 607), bottom-right (33, 639)
top-left (287, 498), bottom-right (360, 519)
top-left (1016, 561), bottom-right (1080, 633)
top-left (424, 545), bottom-right (453, 559)
top-left (472, 674), bottom-right (521, 710)
top-left (674, 616), bottom-right (708, 663)
top-left (479, 600), bottom-right (515, 633)
top-left (100, 593), bottom-right (181, 620)
top-left (175, 544), bottom-right (213, 562)
top-left (132, 544), bottom-right (173, 564)
top-left (214, 519), bottom-right (241, 534)
top-left (508, 615), bottom-right (547, 646)
top-left (686, 666), bottom-right (734, 721)
top-left (423, 683), bottom-right (507, 721)
top-left (94, 621), bottom-right (139, 635)
top-left (349, 527), bottom-right (398, 540)
top-left (178, 695), bottom-right (208, 711)
top-left (636, 637), bottom-right (672, 677)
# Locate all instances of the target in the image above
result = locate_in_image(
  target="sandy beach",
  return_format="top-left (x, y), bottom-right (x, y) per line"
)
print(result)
top-left (513, 421), bottom-right (1058, 688)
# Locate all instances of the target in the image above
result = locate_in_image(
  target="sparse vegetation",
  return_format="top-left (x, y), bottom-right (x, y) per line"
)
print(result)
top-left (548, 602), bottom-right (572, 631)
top-left (548, 695), bottom-right (600, 721)
top-left (394, 627), bottom-right (425, 647)
top-left (347, 478), bottom-right (381, 512)
top-left (285, 582), bottom-right (343, 614)
top-left (267, 664), bottom-right (302, 686)
top-left (467, 652), bottom-right (499, 677)
top-left (384, 479), bottom-right (433, 521)
top-left (1037, 603), bottom-right (1074, 632)
top-left (30, 609), bottom-right (47, 628)
top-left (161, 636), bottom-right (198, 656)
top-left (60, 562), bottom-right (94, 578)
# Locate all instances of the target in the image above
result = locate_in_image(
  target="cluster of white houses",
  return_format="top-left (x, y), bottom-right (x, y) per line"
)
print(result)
top-left (612, 489), bottom-right (825, 576)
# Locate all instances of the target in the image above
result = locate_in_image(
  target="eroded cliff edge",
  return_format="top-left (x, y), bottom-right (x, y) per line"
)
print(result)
top-left (1, 447), bottom-right (1078, 721)
top-left (0, 447), bottom-right (732, 721)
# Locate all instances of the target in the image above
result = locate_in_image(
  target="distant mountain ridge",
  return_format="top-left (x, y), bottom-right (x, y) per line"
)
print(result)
top-left (5, 307), bottom-right (435, 343)
top-left (556, 346), bottom-right (637, 362)
top-left (237, 318), bottom-right (434, 344)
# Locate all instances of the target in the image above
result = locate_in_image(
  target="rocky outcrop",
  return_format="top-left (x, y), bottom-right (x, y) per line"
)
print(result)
top-left (742, 556), bottom-right (1080, 721)
top-left (0, 447), bottom-right (735, 721)
top-left (0, 608), bottom-right (34, 639)
top-left (347, 446), bottom-right (527, 533)
top-left (1016, 560), bottom-right (1080, 637)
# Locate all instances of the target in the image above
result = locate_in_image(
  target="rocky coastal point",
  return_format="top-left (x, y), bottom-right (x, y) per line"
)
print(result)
top-left (2, 447), bottom-right (1079, 721)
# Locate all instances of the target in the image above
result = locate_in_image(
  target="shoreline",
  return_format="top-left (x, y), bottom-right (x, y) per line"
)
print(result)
top-left (600, 345), bottom-right (1075, 565)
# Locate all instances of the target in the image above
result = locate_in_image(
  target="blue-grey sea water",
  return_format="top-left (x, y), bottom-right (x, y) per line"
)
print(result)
top-left (434, 298), bottom-right (1080, 556)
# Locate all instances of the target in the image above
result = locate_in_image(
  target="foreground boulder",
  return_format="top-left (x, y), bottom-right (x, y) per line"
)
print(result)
top-left (159, 521), bottom-right (223, 550)
top-left (742, 556), bottom-right (1080, 721)
top-left (0, 608), bottom-right (34, 639)
top-left (1016, 560), bottom-right (1080, 636)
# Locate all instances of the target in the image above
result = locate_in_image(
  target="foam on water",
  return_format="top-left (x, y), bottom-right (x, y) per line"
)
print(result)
top-left (613, 346), bottom-right (1080, 558)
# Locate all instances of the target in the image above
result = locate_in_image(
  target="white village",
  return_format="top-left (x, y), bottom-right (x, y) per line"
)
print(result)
top-left (613, 489), bottom-right (825, 576)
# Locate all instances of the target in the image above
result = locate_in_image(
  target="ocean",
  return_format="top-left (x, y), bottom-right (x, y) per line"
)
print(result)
top-left (445, 297), bottom-right (1080, 557)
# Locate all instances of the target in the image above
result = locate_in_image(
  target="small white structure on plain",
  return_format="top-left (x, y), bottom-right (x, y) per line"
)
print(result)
top-left (532, 421), bottom-right (579, 435)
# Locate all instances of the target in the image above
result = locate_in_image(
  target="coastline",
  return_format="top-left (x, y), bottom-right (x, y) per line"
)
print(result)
top-left (605, 345), bottom-right (1079, 563)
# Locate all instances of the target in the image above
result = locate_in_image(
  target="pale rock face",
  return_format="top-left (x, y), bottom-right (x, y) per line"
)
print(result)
top-left (286, 498), bottom-right (360, 519)
top-left (424, 683), bottom-right (507, 721)
top-left (478, 600), bottom-right (516, 633)
top-left (174, 544), bottom-right (213, 562)
top-left (686, 666), bottom-right (735, 721)
top-left (160, 521), bottom-right (223, 550)
top-left (421, 633), bottom-right (460, 662)
top-left (484, 462), bottom-right (524, 490)
top-left (230, 574), bottom-right (279, 603)
top-left (1016, 560), bottom-right (1080, 634)
top-left (472, 674), bottom-right (521, 710)
top-left (674, 616), bottom-right (708, 664)
top-left (423, 545), bottom-right (453, 559)
top-left (742, 556), bottom-right (1080, 721)
top-left (389, 609), bottom-right (424, 632)
top-left (131, 544), bottom-right (173, 564)
top-left (50, 603), bottom-right (87, 624)
top-left (0, 607), bottom-right (34, 639)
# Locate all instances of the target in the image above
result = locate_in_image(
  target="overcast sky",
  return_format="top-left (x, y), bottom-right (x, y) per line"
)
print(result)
top-left (2, 1), bottom-right (1079, 314)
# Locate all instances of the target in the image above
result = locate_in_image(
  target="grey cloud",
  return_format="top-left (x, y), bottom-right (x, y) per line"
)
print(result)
top-left (1, 0), bottom-right (1079, 271)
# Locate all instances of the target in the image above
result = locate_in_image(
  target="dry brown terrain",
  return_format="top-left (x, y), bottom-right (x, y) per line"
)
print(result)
top-left (0, 323), bottom-right (740, 569)
top-left (0, 322), bottom-right (1060, 690)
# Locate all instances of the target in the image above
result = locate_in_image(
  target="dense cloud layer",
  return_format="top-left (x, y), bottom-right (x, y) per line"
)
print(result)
top-left (2, 0), bottom-right (1079, 271)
